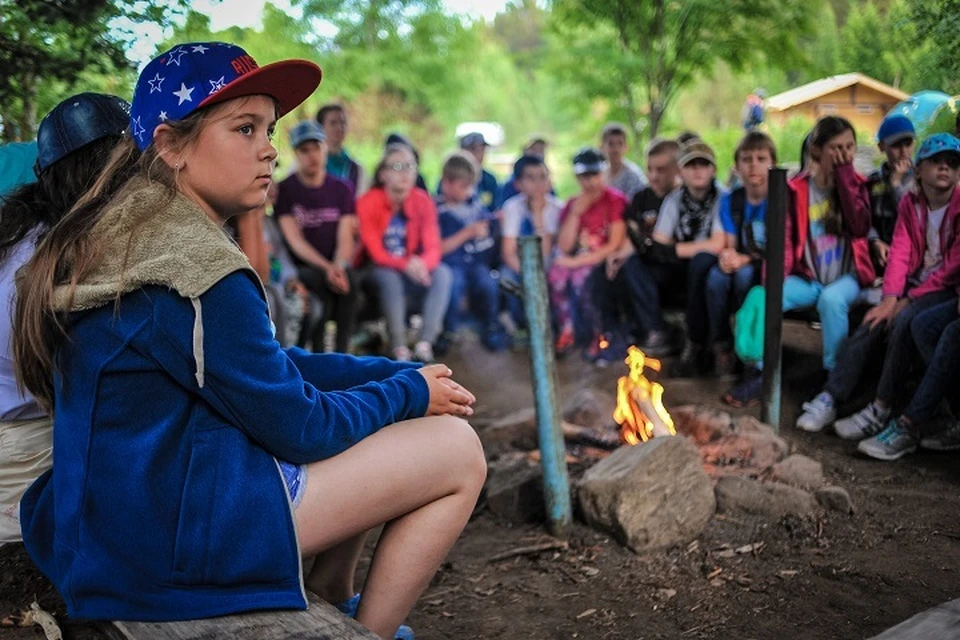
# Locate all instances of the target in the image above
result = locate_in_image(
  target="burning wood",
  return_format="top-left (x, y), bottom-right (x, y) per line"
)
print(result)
top-left (614, 346), bottom-right (676, 444)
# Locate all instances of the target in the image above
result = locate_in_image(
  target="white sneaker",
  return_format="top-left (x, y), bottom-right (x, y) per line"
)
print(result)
top-left (413, 340), bottom-right (434, 363)
top-left (835, 402), bottom-right (890, 440)
top-left (920, 421), bottom-right (960, 451)
top-left (796, 392), bottom-right (837, 432)
top-left (858, 420), bottom-right (918, 461)
top-left (392, 346), bottom-right (412, 361)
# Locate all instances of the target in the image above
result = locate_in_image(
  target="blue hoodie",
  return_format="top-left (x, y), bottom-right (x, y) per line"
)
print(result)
top-left (20, 180), bottom-right (430, 621)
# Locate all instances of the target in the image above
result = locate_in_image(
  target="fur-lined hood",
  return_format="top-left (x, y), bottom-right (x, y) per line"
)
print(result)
top-left (52, 178), bottom-right (253, 313)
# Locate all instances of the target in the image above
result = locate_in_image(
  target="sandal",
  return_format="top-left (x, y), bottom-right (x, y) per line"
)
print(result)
top-left (722, 371), bottom-right (763, 408)
top-left (334, 594), bottom-right (414, 640)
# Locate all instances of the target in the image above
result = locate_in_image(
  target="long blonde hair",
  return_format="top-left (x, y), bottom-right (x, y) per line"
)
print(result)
top-left (13, 108), bottom-right (213, 410)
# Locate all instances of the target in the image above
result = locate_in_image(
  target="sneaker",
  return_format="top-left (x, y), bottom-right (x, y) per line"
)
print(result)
top-left (920, 421), bottom-right (960, 451)
top-left (392, 346), bottom-right (412, 361)
top-left (796, 392), bottom-right (836, 433)
top-left (834, 402), bottom-right (890, 441)
top-left (554, 324), bottom-right (575, 355)
top-left (672, 342), bottom-right (704, 378)
top-left (335, 594), bottom-right (414, 640)
top-left (641, 329), bottom-right (677, 357)
top-left (712, 345), bottom-right (737, 377)
top-left (413, 340), bottom-right (434, 364)
top-left (857, 419), bottom-right (919, 461)
top-left (481, 323), bottom-right (511, 352)
top-left (590, 333), bottom-right (626, 368)
top-left (433, 332), bottom-right (453, 357)
top-left (721, 370), bottom-right (763, 408)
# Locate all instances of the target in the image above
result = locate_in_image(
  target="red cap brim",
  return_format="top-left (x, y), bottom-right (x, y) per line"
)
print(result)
top-left (198, 59), bottom-right (322, 118)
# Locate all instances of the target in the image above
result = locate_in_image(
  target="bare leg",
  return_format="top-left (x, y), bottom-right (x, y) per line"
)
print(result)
top-left (294, 415), bottom-right (486, 640)
top-left (305, 531), bottom-right (369, 604)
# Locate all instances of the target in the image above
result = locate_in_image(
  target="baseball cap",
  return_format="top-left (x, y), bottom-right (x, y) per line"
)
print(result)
top-left (129, 42), bottom-right (322, 151)
top-left (914, 133), bottom-right (960, 164)
top-left (572, 147), bottom-right (606, 175)
top-left (877, 114), bottom-right (915, 146)
top-left (35, 93), bottom-right (130, 174)
top-left (460, 132), bottom-right (489, 149)
top-left (678, 140), bottom-right (716, 167)
top-left (289, 120), bottom-right (325, 148)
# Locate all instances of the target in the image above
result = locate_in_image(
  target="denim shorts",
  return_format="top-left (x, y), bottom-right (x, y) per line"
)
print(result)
top-left (278, 460), bottom-right (307, 509)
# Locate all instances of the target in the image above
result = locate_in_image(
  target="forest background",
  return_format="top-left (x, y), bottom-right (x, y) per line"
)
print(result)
top-left (2, 0), bottom-right (958, 196)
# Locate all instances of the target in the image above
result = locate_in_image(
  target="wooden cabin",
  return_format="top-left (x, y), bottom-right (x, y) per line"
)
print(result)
top-left (766, 73), bottom-right (909, 136)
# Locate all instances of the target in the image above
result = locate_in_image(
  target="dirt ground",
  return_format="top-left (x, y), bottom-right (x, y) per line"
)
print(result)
top-left (3, 320), bottom-right (960, 639)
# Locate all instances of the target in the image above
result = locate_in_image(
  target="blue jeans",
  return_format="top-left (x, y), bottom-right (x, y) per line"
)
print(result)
top-left (781, 274), bottom-right (860, 370)
top-left (706, 262), bottom-right (759, 346)
top-left (824, 290), bottom-right (956, 403)
top-left (444, 263), bottom-right (500, 332)
top-left (904, 299), bottom-right (960, 426)
top-left (500, 266), bottom-right (526, 328)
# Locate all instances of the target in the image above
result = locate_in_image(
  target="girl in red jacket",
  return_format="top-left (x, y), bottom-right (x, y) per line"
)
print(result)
top-left (357, 143), bottom-right (453, 362)
top-left (797, 133), bottom-right (960, 445)
top-left (725, 117), bottom-right (873, 407)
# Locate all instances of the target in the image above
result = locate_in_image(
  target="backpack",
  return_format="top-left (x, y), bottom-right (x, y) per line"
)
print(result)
top-left (734, 285), bottom-right (766, 364)
top-left (728, 187), bottom-right (765, 259)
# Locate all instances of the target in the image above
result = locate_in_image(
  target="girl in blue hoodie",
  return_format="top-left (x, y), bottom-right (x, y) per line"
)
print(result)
top-left (13, 43), bottom-right (485, 640)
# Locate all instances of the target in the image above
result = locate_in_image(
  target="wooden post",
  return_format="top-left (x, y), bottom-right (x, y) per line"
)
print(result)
top-left (518, 236), bottom-right (572, 538)
top-left (762, 168), bottom-right (788, 431)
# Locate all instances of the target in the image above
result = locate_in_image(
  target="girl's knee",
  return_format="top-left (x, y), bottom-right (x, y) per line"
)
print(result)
top-left (815, 289), bottom-right (851, 315)
top-left (426, 415), bottom-right (486, 487)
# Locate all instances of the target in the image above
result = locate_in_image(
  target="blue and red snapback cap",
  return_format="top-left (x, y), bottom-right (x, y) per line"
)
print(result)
top-left (129, 42), bottom-right (322, 150)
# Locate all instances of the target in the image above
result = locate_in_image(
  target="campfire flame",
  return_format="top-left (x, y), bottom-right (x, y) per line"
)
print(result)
top-left (614, 346), bottom-right (676, 445)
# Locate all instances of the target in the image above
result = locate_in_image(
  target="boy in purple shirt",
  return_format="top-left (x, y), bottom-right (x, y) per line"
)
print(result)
top-left (275, 120), bottom-right (359, 353)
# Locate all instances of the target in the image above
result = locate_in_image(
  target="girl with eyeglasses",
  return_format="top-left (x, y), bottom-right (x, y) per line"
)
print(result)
top-left (357, 143), bottom-right (454, 363)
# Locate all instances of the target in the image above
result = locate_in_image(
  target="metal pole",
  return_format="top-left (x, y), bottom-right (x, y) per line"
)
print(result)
top-left (518, 235), bottom-right (572, 538)
top-left (762, 168), bottom-right (788, 430)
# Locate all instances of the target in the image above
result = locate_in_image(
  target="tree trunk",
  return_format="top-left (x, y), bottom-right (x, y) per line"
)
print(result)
top-left (19, 71), bottom-right (38, 141)
top-left (647, 102), bottom-right (664, 141)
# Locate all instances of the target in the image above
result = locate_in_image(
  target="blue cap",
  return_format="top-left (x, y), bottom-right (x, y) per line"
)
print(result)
top-left (460, 132), bottom-right (489, 149)
top-left (35, 93), bottom-right (130, 174)
top-left (129, 42), bottom-right (322, 151)
top-left (289, 120), bottom-right (325, 148)
top-left (915, 133), bottom-right (960, 164)
top-left (877, 114), bottom-right (915, 146)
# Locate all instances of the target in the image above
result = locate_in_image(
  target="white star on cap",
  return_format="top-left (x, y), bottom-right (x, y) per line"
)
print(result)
top-left (148, 73), bottom-right (164, 94)
top-left (191, 44), bottom-right (210, 54)
top-left (208, 76), bottom-right (226, 94)
top-left (173, 82), bottom-right (194, 105)
top-left (132, 116), bottom-right (146, 142)
top-left (167, 46), bottom-right (188, 67)
top-left (158, 111), bottom-right (168, 121)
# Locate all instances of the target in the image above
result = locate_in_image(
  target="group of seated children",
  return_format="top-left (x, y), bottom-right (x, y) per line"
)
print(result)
top-left (261, 109), bottom-right (960, 463)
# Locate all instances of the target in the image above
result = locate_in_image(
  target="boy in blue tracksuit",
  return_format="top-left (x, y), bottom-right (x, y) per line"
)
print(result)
top-left (14, 42), bottom-right (485, 640)
top-left (437, 151), bottom-right (509, 351)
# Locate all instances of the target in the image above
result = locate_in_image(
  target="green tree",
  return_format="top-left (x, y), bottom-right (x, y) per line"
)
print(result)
top-left (906, 0), bottom-right (960, 93)
top-left (550, 0), bottom-right (814, 142)
top-left (0, 0), bottom-right (185, 141)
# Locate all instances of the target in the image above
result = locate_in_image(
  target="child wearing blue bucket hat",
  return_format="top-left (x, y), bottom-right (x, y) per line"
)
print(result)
top-left (0, 92), bottom-right (129, 545)
top-left (14, 42), bottom-right (483, 639)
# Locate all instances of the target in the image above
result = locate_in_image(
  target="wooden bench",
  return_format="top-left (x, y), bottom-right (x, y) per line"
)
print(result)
top-left (868, 596), bottom-right (960, 639)
top-left (104, 592), bottom-right (379, 640)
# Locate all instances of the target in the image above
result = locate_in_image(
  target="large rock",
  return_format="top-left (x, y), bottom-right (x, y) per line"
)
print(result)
top-left (715, 476), bottom-right (817, 519)
top-left (577, 437), bottom-right (715, 552)
top-left (485, 456), bottom-right (545, 523)
top-left (771, 454), bottom-right (825, 489)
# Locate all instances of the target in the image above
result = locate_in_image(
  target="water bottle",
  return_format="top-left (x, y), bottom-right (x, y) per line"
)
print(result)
top-left (323, 320), bottom-right (337, 353)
